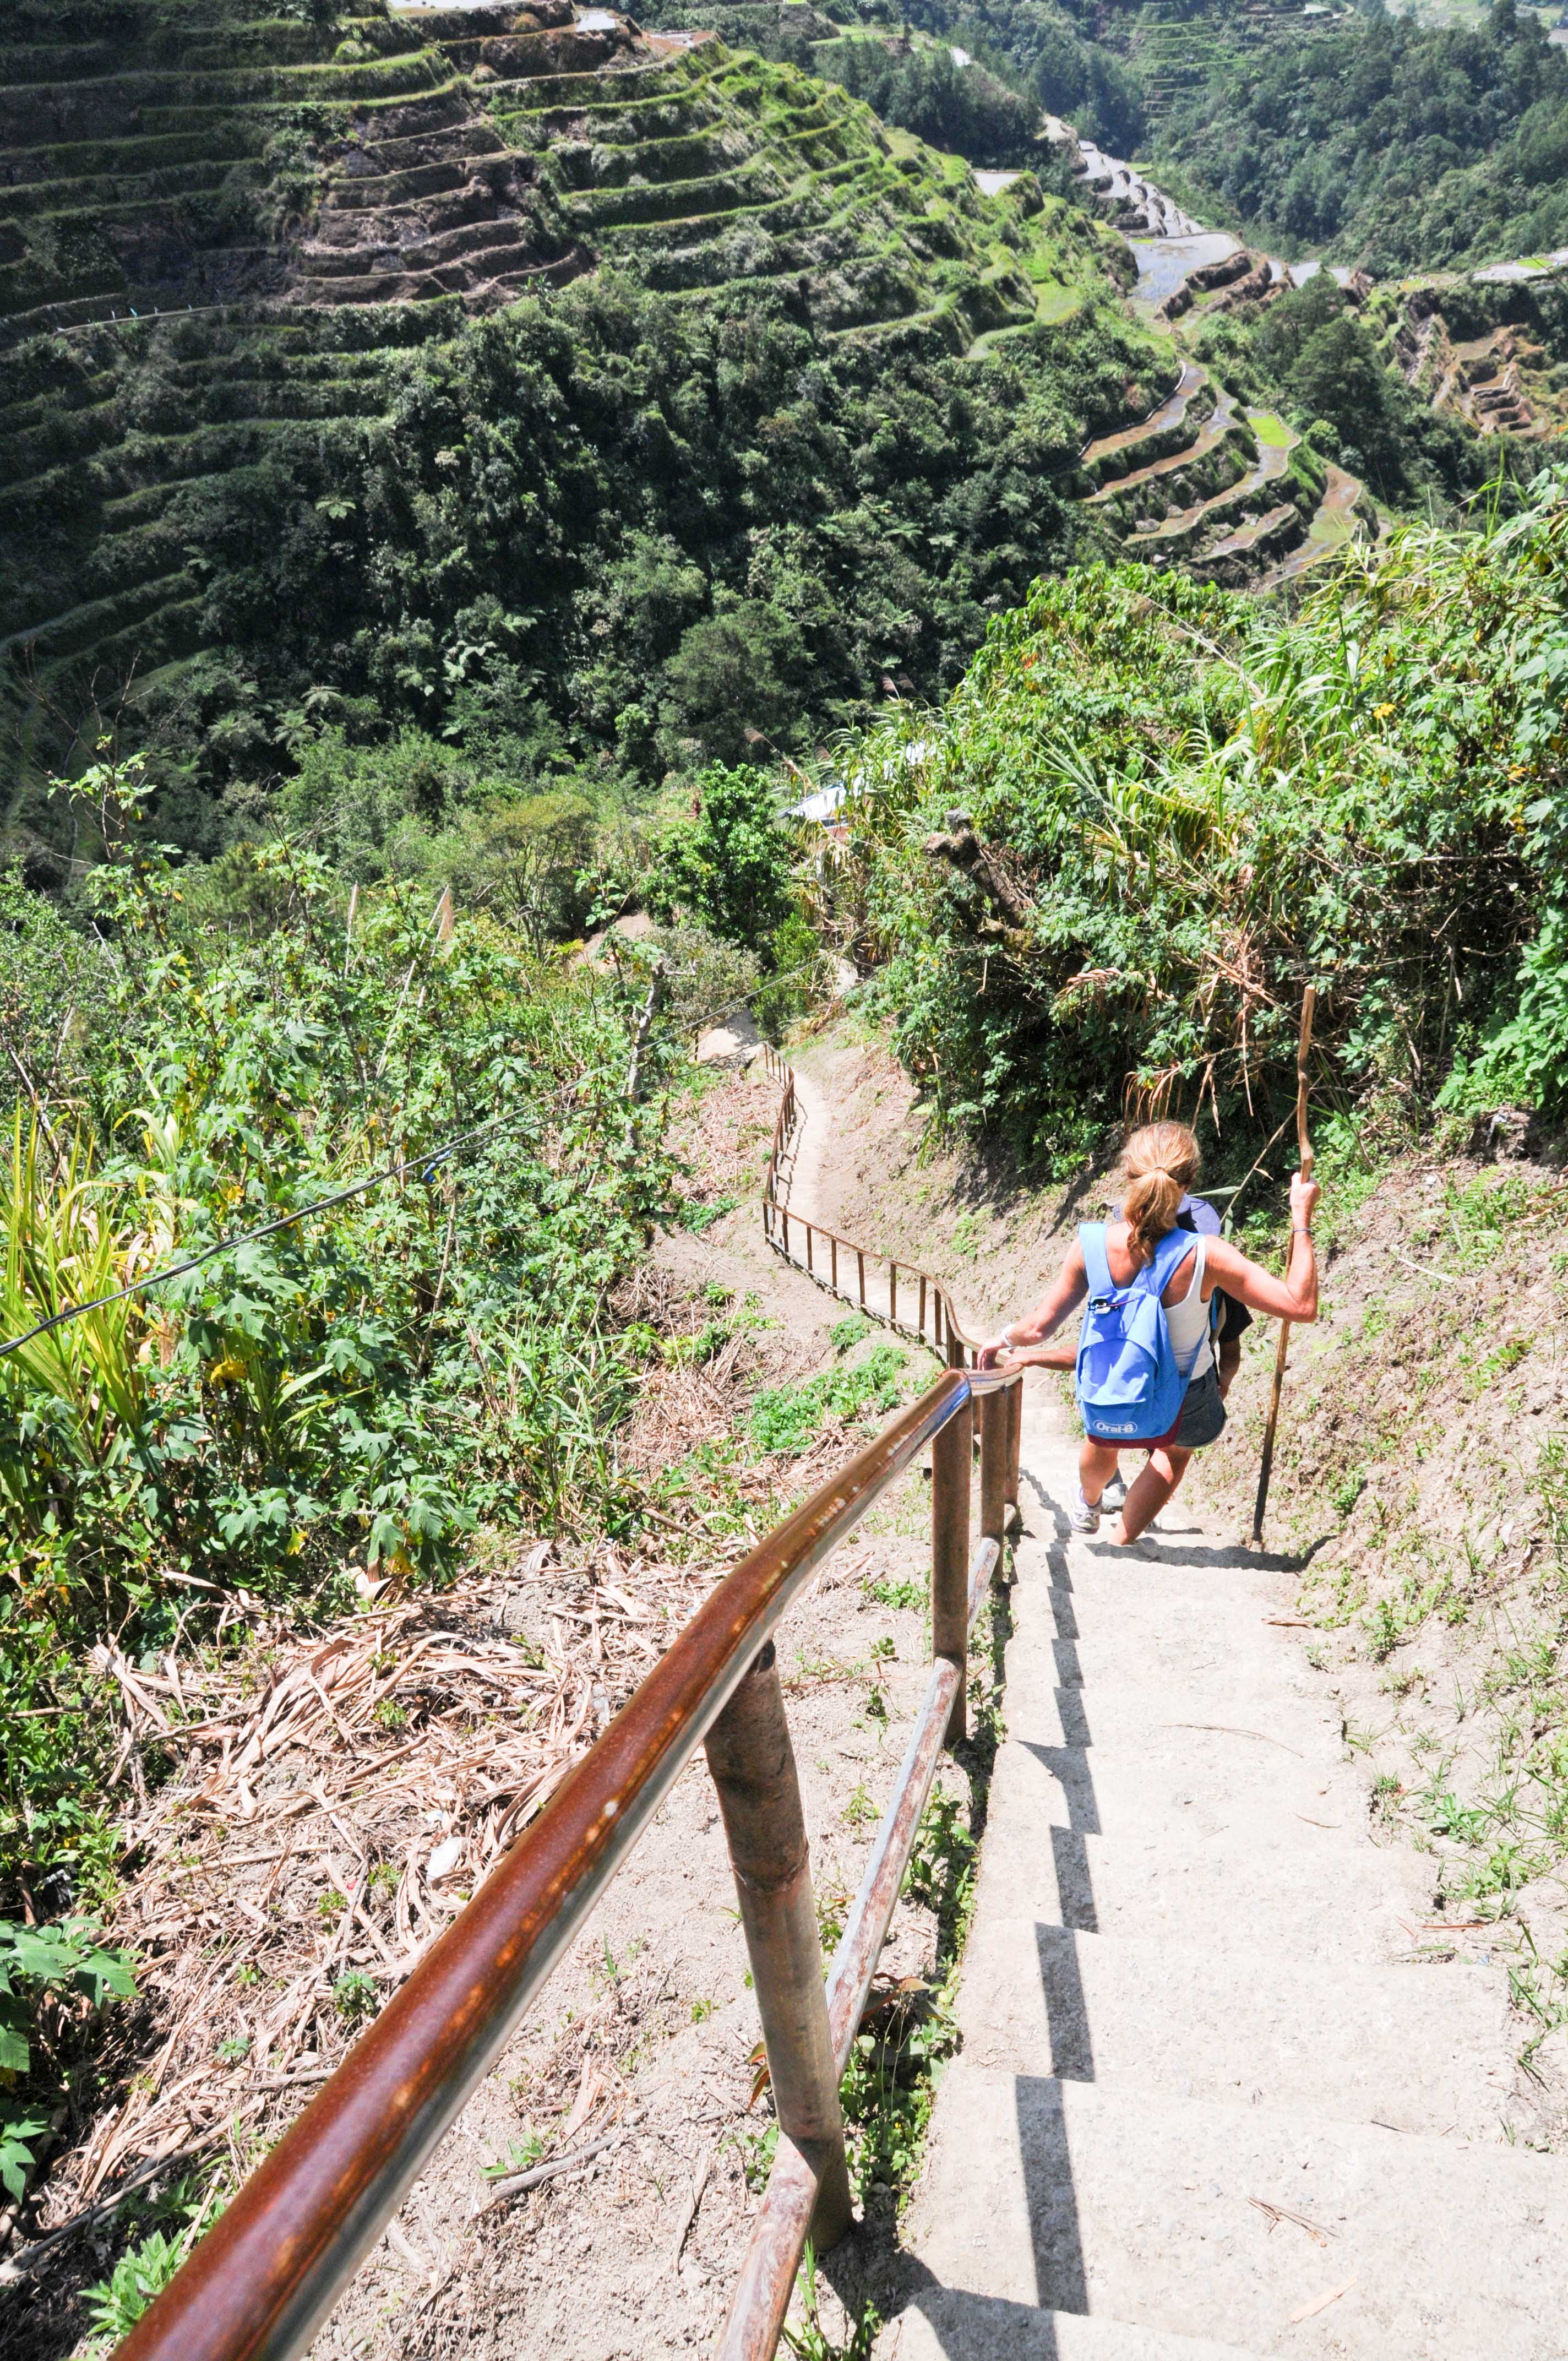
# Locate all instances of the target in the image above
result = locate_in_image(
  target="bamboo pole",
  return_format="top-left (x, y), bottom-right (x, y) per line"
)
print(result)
top-left (1250, 986), bottom-right (1316, 1548)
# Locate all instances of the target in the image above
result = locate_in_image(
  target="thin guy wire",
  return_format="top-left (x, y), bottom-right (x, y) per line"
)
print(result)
top-left (0, 1105), bottom-right (540, 1362)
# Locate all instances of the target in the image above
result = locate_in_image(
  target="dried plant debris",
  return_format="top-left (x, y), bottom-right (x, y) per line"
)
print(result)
top-left (20, 1547), bottom-right (737, 2249)
top-left (666, 1064), bottom-right (779, 1217)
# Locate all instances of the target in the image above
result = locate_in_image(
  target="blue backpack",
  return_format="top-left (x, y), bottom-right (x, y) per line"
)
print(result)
top-left (1074, 1223), bottom-right (1198, 1443)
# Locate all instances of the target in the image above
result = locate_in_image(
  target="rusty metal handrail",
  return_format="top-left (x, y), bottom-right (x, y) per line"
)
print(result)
top-left (717, 1527), bottom-right (998, 2359)
top-left (115, 1346), bottom-right (1022, 2361)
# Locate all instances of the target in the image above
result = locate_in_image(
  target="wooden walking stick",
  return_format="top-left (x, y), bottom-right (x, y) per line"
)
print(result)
top-left (1250, 984), bottom-right (1316, 1548)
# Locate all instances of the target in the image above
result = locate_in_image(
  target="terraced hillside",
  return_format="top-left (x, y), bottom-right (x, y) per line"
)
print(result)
top-left (0, 0), bottom-right (1163, 820)
top-left (1070, 358), bottom-right (1323, 584)
top-left (1377, 275), bottom-right (1568, 442)
top-left (1101, 0), bottom-right (1352, 126)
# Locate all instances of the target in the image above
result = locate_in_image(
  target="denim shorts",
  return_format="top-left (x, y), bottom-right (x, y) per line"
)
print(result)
top-left (1147, 1360), bottom-right (1227, 1452)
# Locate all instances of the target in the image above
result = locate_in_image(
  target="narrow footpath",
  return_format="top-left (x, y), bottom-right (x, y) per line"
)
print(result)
top-left (776, 1064), bottom-right (1568, 2360)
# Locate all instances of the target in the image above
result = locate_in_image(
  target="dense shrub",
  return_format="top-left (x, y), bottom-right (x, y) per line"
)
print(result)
top-left (841, 476), bottom-right (1568, 1162)
top-left (646, 763), bottom-right (795, 953)
top-left (0, 758), bottom-right (683, 1903)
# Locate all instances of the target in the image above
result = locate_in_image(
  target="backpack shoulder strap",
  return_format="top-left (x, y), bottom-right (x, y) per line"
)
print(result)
top-left (1078, 1222), bottom-right (1114, 1300)
top-left (1146, 1225), bottom-right (1194, 1293)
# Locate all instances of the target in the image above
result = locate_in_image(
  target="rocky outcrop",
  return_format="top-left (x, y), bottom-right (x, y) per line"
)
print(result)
top-left (1157, 246), bottom-right (1281, 325)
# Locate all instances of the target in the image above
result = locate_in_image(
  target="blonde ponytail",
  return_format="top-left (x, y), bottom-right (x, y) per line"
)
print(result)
top-left (1120, 1122), bottom-right (1202, 1264)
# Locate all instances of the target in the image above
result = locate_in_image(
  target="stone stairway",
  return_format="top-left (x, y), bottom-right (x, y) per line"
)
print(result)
top-left (879, 1379), bottom-right (1568, 2359)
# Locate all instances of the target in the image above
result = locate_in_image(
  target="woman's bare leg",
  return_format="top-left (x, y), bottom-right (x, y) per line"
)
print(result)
top-left (1079, 1438), bottom-right (1121, 1507)
top-left (1115, 1445), bottom-right (1193, 1543)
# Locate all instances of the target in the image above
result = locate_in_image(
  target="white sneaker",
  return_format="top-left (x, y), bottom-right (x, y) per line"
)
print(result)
top-left (1070, 1489), bottom-right (1101, 1535)
top-left (1102, 1473), bottom-right (1128, 1511)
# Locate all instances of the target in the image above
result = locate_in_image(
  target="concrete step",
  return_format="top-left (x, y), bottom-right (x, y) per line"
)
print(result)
top-left (1001, 1664), bottom-right (1347, 1770)
top-left (881, 2295), bottom-right (1266, 2360)
top-left (1016, 1574), bottom-right (1319, 1701)
top-left (987, 1694), bottom-right (1370, 1834)
top-left (905, 2064), bottom-right (1568, 2359)
top-left (1012, 1510), bottom-right (1272, 1607)
top-left (956, 1921), bottom-right (1512, 2137)
top-left (974, 1785), bottom-right (1435, 1965)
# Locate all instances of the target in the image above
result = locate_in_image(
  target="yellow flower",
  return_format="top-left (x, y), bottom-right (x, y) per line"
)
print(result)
top-left (1373, 701), bottom-right (1396, 720)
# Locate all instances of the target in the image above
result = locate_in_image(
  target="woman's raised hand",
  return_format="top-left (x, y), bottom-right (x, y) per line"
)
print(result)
top-left (1289, 1171), bottom-right (1320, 1231)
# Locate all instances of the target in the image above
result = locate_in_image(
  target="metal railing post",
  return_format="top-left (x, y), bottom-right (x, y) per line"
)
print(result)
top-left (704, 1643), bottom-right (853, 2253)
top-left (1004, 1373), bottom-right (1022, 1512)
top-left (979, 1386), bottom-right (1008, 1557)
top-left (930, 1394), bottom-right (972, 1745)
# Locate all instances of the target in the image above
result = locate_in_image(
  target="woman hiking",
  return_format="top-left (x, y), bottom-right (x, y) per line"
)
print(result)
top-left (975, 1122), bottom-right (1320, 1546)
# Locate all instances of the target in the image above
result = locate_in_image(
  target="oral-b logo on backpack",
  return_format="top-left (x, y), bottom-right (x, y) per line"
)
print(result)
top-left (1073, 1222), bottom-right (1192, 1445)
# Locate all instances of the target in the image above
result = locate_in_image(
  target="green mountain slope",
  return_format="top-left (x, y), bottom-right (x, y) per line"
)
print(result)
top-left (1150, 2), bottom-right (1568, 272)
top-left (0, 0), bottom-right (1161, 841)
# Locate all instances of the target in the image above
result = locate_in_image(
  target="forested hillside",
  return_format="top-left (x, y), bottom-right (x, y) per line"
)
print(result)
top-left (1152, 0), bottom-right (1568, 270)
top-left (0, 0), bottom-right (1159, 866)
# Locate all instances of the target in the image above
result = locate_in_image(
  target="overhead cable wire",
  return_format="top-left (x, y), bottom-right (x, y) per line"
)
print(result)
top-left (0, 1104), bottom-right (543, 1363)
